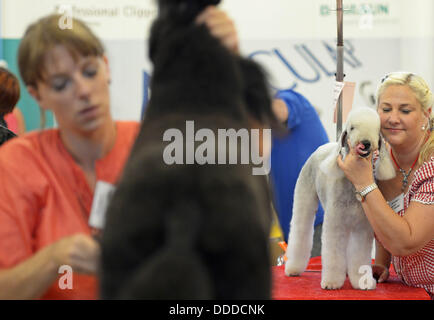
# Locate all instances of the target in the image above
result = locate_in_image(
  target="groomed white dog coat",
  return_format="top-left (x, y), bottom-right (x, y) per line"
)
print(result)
top-left (285, 107), bottom-right (395, 290)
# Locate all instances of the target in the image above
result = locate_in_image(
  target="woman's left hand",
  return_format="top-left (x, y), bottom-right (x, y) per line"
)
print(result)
top-left (195, 6), bottom-right (239, 54)
top-left (337, 143), bottom-right (375, 190)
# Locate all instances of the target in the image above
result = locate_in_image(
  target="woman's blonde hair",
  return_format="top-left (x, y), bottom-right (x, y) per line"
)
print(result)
top-left (376, 72), bottom-right (434, 164)
top-left (17, 14), bottom-right (105, 128)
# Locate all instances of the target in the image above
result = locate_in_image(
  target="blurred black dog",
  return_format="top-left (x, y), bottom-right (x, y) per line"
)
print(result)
top-left (100, 0), bottom-right (277, 299)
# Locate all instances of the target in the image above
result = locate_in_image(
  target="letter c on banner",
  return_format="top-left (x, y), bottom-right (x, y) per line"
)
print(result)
top-left (248, 50), bottom-right (297, 91)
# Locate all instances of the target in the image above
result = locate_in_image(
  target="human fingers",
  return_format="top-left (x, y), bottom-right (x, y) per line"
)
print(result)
top-left (336, 154), bottom-right (344, 169)
top-left (52, 234), bottom-right (100, 274)
top-left (372, 264), bottom-right (383, 281)
top-left (70, 235), bottom-right (101, 274)
top-left (378, 269), bottom-right (389, 283)
top-left (195, 6), bottom-right (239, 53)
top-left (196, 6), bottom-right (228, 25)
top-left (195, 5), bottom-right (214, 25)
top-left (372, 264), bottom-right (389, 283)
top-left (209, 24), bottom-right (239, 52)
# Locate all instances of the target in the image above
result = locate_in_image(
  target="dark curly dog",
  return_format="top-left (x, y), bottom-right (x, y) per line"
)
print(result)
top-left (100, 0), bottom-right (277, 299)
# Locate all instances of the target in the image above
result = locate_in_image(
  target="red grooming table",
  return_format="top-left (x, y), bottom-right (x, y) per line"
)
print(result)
top-left (272, 257), bottom-right (430, 300)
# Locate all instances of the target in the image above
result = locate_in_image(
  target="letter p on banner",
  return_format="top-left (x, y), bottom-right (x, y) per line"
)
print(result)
top-left (58, 265), bottom-right (73, 290)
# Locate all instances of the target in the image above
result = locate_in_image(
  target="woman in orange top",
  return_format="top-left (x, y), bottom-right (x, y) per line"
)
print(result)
top-left (0, 7), bottom-right (241, 300)
top-left (0, 14), bottom-right (140, 299)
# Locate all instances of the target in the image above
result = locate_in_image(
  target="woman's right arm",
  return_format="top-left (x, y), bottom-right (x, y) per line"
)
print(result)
top-left (0, 242), bottom-right (59, 299)
top-left (0, 144), bottom-right (100, 299)
top-left (0, 234), bottom-right (100, 299)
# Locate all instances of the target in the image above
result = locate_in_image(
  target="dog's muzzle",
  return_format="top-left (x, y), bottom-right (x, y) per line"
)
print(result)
top-left (356, 140), bottom-right (371, 158)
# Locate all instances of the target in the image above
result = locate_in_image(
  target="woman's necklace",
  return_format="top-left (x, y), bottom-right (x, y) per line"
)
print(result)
top-left (389, 133), bottom-right (430, 192)
top-left (390, 150), bottom-right (418, 192)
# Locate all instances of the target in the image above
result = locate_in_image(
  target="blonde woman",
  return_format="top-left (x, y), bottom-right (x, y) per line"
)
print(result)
top-left (338, 72), bottom-right (434, 298)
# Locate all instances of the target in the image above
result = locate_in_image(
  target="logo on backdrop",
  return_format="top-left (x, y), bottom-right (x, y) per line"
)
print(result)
top-left (248, 40), bottom-right (362, 92)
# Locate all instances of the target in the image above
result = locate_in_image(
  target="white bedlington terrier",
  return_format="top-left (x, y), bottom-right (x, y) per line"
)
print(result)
top-left (284, 107), bottom-right (395, 290)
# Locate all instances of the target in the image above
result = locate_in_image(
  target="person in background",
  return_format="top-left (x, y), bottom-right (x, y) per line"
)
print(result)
top-left (0, 67), bottom-right (20, 145)
top-left (0, 14), bottom-right (140, 299)
top-left (338, 72), bottom-right (434, 298)
top-left (270, 89), bottom-right (329, 257)
top-left (5, 108), bottom-right (26, 136)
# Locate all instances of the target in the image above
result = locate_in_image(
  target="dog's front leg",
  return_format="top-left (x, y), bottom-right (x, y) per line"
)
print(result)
top-left (346, 217), bottom-right (376, 290)
top-left (320, 207), bottom-right (349, 290)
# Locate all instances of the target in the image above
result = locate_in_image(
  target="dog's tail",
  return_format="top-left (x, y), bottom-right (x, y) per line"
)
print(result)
top-left (115, 201), bottom-right (213, 299)
top-left (285, 155), bottom-right (318, 276)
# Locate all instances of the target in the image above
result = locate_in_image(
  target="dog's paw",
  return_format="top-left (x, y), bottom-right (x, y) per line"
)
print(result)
top-left (284, 261), bottom-right (304, 277)
top-left (321, 275), bottom-right (346, 290)
top-left (357, 280), bottom-right (377, 290)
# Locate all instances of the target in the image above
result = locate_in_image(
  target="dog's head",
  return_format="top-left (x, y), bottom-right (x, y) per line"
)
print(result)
top-left (158, 0), bottom-right (220, 22)
top-left (147, 0), bottom-right (252, 123)
top-left (339, 107), bottom-right (381, 159)
top-left (321, 107), bottom-right (395, 181)
top-left (149, 0), bottom-right (221, 64)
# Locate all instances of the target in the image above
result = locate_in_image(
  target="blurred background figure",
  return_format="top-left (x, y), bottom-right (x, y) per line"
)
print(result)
top-left (270, 89), bottom-right (329, 258)
top-left (0, 66), bottom-right (21, 145)
top-left (4, 109), bottom-right (26, 136)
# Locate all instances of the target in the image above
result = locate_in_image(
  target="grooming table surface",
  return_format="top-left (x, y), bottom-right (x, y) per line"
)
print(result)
top-left (272, 257), bottom-right (430, 300)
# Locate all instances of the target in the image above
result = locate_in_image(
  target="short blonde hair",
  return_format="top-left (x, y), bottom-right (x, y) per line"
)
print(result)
top-left (17, 14), bottom-right (105, 128)
top-left (18, 14), bottom-right (105, 87)
top-left (376, 72), bottom-right (434, 164)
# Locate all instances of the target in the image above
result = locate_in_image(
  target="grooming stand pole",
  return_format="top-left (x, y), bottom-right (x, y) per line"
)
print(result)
top-left (336, 0), bottom-right (344, 140)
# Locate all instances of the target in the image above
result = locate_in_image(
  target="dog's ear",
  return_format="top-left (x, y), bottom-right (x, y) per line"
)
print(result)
top-left (339, 129), bottom-right (349, 160)
top-left (374, 136), bottom-right (396, 181)
top-left (319, 142), bottom-right (345, 179)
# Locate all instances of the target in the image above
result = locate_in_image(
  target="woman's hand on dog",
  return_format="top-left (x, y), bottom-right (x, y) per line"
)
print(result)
top-left (196, 6), bottom-right (239, 54)
top-left (372, 264), bottom-right (390, 283)
top-left (337, 143), bottom-right (375, 191)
